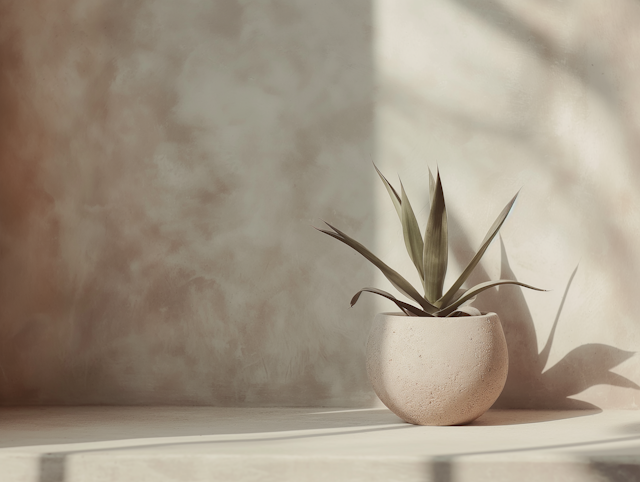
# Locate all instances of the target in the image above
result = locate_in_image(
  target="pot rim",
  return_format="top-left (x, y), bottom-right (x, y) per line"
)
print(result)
top-left (379, 311), bottom-right (497, 319)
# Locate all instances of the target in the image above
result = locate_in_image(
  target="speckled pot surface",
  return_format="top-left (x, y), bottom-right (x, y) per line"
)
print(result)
top-left (366, 312), bottom-right (508, 426)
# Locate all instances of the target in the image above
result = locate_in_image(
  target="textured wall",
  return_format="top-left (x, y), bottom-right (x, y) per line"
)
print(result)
top-left (1, 0), bottom-right (639, 409)
top-left (376, 0), bottom-right (640, 409)
top-left (0, 0), bottom-right (376, 405)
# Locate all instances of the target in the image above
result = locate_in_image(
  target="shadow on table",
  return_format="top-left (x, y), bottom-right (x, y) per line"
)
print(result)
top-left (579, 442), bottom-right (640, 481)
top-left (428, 432), bottom-right (640, 482)
top-left (33, 409), bottom-right (640, 482)
top-left (429, 442), bottom-right (640, 482)
top-left (0, 406), bottom-right (405, 449)
top-left (21, 406), bottom-right (634, 482)
top-left (30, 407), bottom-right (413, 482)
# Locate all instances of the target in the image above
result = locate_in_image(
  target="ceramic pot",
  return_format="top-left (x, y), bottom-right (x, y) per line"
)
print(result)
top-left (366, 312), bottom-right (508, 426)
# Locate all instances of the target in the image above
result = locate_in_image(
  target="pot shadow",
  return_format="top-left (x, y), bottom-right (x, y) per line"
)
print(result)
top-left (469, 408), bottom-right (600, 426)
top-left (447, 212), bottom-right (639, 411)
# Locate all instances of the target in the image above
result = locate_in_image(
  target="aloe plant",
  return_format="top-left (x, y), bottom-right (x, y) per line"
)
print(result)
top-left (317, 165), bottom-right (545, 317)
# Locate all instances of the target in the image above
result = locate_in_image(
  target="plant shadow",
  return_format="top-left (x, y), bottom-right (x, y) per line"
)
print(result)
top-left (448, 213), bottom-right (639, 410)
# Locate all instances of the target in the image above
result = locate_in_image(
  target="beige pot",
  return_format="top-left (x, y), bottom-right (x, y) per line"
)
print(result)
top-left (366, 312), bottom-right (508, 426)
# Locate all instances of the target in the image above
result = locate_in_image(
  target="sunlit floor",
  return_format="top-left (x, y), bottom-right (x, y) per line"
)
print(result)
top-left (2, 407), bottom-right (640, 481)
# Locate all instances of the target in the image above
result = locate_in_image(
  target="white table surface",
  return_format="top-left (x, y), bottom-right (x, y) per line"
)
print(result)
top-left (2, 407), bottom-right (640, 481)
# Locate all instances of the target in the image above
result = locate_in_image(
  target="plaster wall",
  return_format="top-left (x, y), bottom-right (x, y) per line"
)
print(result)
top-left (0, 0), bottom-right (639, 409)
top-left (375, 0), bottom-right (640, 409)
top-left (0, 0), bottom-right (376, 406)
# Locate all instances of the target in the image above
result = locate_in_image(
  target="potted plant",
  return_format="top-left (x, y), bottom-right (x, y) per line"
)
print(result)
top-left (317, 166), bottom-right (545, 425)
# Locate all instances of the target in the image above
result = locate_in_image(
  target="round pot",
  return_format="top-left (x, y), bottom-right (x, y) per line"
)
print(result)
top-left (366, 312), bottom-right (508, 426)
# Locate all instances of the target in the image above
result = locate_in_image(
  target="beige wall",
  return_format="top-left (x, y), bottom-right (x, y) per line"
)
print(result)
top-left (375, 0), bottom-right (640, 409)
top-left (0, 0), bottom-right (376, 406)
top-left (1, 0), bottom-right (638, 409)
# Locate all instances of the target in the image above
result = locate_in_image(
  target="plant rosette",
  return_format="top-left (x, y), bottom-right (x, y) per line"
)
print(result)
top-left (317, 165), bottom-right (546, 426)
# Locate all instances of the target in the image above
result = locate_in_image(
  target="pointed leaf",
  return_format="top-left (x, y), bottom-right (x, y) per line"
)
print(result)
top-left (351, 288), bottom-right (432, 317)
top-left (438, 191), bottom-right (519, 307)
top-left (428, 167), bottom-right (436, 203)
top-left (400, 181), bottom-right (425, 280)
top-left (374, 163), bottom-right (402, 219)
top-left (423, 171), bottom-right (448, 303)
top-left (437, 279), bottom-right (547, 316)
top-left (317, 223), bottom-right (437, 313)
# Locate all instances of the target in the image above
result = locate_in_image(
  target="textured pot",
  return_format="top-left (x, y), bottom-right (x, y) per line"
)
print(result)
top-left (366, 312), bottom-right (508, 426)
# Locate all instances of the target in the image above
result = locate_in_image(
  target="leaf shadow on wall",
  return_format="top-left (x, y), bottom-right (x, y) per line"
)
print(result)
top-left (449, 212), bottom-right (639, 410)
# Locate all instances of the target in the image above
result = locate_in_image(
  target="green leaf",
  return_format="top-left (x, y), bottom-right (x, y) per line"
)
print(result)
top-left (422, 171), bottom-right (448, 303)
top-left (400, 181), bottom-right (425, 281)
top-left (428, 167), bottom-right (436, 203)
top-left (437, 279), bottom-right (547, 316)
top-left (317, 222), bottom-right (437, 313)
top-left (438, 191), bottom-right (519, 308)
top-left (374, 163), bottom-right (402, 219)
top-left (350, 288), bottom-right (432, 317)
